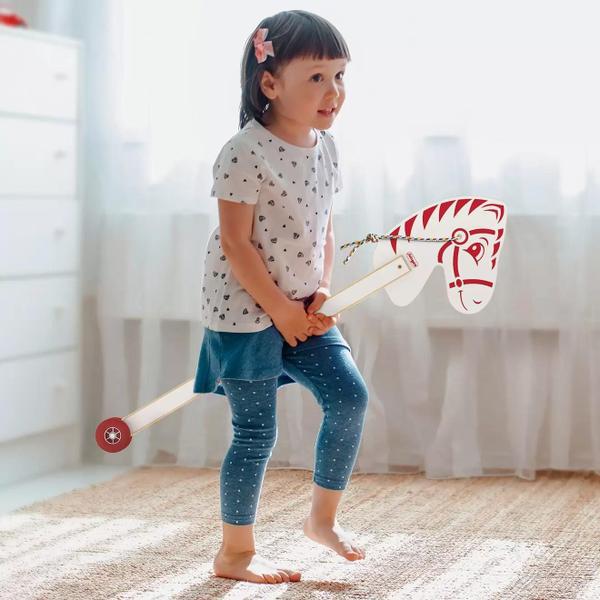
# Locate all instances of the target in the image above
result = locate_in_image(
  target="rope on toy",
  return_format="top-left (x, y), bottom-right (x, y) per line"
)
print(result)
top-left (339, 232), bottom-right (458, 264)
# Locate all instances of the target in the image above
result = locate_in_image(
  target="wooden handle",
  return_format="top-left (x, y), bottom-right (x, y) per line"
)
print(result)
top-left (319, 253), bottom-right (417, 317)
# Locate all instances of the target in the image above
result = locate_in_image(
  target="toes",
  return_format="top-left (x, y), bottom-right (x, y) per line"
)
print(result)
top-left (262, 573), bottom-right (276, 584)
top-left (342, 542), bottom-right (360, 559)
top-left (282, 568), bottom-right (301, 581)
top-left (277, 570), bottom-right (290, 582)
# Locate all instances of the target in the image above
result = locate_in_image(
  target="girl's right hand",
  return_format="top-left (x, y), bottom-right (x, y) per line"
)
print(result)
top-left (270, 298), bottom-right (313, 347)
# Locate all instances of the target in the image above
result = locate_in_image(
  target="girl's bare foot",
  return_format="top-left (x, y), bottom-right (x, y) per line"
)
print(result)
top-left (213, 547), bottom-right (302, 584)
top-left (303, 515), bottom-right (366, 561)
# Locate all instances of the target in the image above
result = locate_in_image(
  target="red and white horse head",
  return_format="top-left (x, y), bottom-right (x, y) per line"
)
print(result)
top-left (373, 197), bottom-right (507, 314)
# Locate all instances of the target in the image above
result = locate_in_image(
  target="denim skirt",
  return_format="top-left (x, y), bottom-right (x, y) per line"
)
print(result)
top-left (193, 323), bottom-right (352, 397)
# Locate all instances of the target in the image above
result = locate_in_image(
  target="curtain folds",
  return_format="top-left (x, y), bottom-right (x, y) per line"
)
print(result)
top-left (37, 0), bottom-right (600, 479)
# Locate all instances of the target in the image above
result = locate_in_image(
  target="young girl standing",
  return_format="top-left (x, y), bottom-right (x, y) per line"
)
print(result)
top-left (193, 10), bottom-right (370, 585)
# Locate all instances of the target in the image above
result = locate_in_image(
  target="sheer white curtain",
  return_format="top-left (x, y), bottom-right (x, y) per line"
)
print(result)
top-left (38, 0), bottom-right (600, 479)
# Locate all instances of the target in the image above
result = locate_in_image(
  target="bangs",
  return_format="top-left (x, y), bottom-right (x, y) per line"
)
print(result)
top-left (277, 15), bottom-right (351, 65)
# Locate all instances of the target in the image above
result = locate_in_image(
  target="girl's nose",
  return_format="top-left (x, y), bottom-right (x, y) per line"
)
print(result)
top-left (326, 83), bottom-right (341, 99)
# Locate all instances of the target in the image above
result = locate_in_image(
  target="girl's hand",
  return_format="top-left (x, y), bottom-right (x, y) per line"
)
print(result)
top-left (306, 287), bottom-right (340, 336)
top-left (270, 297), bottom-right (314, 347)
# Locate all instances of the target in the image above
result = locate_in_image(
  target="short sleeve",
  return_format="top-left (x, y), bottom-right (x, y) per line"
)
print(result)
top-left (210, 136), bottom-right (264, 205)
top-left (327, 132), bottom-right (343, 194)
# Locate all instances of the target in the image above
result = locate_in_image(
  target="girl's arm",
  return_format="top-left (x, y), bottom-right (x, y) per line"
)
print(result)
top-left (320, 213), bottom-right (335, 290)
top-left (219, 199), bottom-right (290, 318)
top-left (306, 213), bottom-right (339, 332)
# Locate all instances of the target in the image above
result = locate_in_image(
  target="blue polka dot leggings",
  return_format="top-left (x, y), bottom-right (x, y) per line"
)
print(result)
top-left (219, 343), bottom-right (369, 526)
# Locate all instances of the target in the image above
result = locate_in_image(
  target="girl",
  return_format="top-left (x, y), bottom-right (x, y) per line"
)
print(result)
top-left (193, 10), bottom-right (370, 585)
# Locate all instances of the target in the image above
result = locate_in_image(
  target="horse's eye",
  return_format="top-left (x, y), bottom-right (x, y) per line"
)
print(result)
top-left (467, 242), bottom-right (485, 264)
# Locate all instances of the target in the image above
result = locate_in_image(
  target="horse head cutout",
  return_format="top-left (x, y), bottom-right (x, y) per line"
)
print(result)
top-left (372, 197), bottom-right (507, 314)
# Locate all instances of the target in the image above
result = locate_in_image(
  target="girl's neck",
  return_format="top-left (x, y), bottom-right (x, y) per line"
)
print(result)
top-left (261, 109), bottom-right (317, 148)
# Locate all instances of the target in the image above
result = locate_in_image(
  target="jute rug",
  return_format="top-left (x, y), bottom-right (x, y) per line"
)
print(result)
top-left (1, 467), bottom-right (599, 599)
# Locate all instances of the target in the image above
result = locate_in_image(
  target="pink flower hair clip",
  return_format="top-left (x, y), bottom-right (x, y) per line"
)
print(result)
top-left (253, 27), bottom-right (275, 63)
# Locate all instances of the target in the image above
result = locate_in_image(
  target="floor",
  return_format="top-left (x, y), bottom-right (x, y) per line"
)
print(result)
top-left (0, 464), bottom-right (132, 515)
top-left (4, 468), bottom-right (597, 598)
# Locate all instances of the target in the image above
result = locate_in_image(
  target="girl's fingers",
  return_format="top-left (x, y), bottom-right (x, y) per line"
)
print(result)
top-left (308, 313), bottom-right (336, 333)
top-left (309, 321), bottom-right (333, 335)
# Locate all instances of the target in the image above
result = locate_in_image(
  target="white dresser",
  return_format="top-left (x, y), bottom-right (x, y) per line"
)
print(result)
top-left (0, 25), bottom-right (83, 487)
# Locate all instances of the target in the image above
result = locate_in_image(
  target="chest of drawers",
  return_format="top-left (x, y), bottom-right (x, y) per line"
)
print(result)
top-left (0, 25), bottom-right (83, 486)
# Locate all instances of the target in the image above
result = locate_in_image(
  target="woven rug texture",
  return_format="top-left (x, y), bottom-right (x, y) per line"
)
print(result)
top-left (1, 467), bottom-right (599, 599)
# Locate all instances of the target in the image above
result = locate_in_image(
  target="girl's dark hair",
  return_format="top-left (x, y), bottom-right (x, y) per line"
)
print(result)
top-left (239, 10), bottom-right (351, 130)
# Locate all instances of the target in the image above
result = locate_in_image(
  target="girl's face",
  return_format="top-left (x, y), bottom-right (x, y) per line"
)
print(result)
top-left (261, 56), bottom-right (347, 130)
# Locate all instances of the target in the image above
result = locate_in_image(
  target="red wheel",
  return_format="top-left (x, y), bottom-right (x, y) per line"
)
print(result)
top-left (95, 417), bottom-right (132, 453)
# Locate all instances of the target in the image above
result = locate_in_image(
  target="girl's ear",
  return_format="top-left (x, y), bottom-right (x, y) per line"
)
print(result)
top-left (260, 70), bottom-right (277, 101)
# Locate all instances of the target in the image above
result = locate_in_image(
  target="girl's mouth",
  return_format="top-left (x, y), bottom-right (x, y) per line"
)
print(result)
top-left (318, 107), bottom-right (336, 116)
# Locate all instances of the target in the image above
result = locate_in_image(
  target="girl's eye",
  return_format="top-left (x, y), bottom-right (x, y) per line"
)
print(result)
top-left (311, 72), bottom-right (345, 82)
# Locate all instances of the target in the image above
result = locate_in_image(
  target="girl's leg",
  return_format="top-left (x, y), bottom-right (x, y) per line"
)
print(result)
top-left (214, 377), bottom-right (301, 584)
top-left (219, 377), bottom-right (279, 531)
top-left (283, 344), bottom-right (370, 491)
top-left (282, 343), bottom-right (369, 560)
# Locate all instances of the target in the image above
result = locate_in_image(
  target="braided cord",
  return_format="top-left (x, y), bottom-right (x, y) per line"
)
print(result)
top-left (339, 232), bottom-right (457, 264)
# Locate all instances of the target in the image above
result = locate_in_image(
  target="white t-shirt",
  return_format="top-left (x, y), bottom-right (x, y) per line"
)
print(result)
top-left (200, 118), bottom-right (343, 332)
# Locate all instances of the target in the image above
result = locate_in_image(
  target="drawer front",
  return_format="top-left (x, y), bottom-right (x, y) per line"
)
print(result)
top-left (0, 199), bottom-right (79, 276)
top-left (0, 117), bottom-right (77, 196)
top-left (0, 32), bottom-right (78, 120)
top-left (0, 351), bottom-right (78, 443)
top-left (0, 277), bottom-right (78, 359)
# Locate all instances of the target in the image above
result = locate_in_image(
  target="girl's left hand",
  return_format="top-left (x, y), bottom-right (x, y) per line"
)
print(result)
top-left (306, 287), bottom-right (340, 336)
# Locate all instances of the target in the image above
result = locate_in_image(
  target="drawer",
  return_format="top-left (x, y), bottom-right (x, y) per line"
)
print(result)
top-left (0, 277), bottom-right (79, 359)
top-left (0, 199), bottom-right (79, 276)
top-left (0, 351), bottom-right (78, 443)
top-left (0, 31), bottom-right (78, 120)
top-left (0, 117), bottom-right (77, 196)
